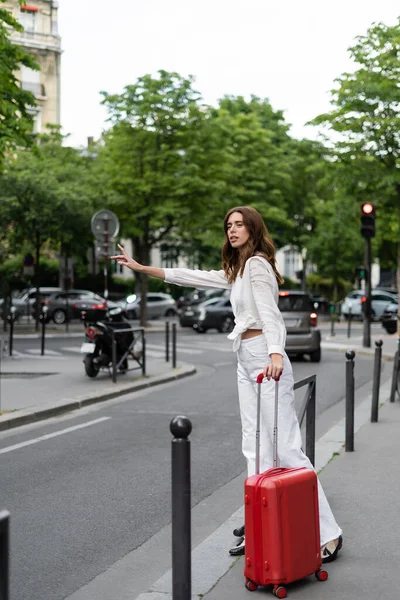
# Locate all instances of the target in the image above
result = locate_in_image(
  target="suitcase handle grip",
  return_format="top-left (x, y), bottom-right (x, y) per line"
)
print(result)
top-left (256, 372), bottom-right (281, 384)
top-left (255, 373), bottom-right (280, 473)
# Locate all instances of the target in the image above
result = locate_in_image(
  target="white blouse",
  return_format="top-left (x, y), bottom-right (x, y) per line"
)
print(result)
top-left (164, 255), bottom-right (286, 356)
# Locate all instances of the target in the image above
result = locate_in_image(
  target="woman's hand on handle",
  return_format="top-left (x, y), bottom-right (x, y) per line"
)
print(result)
top-left (263, 353), bottom-right (283, 381)
top-left (111, 244), bottom-right (144, 272)
top-left (111, 244), bottom-right (165, 280)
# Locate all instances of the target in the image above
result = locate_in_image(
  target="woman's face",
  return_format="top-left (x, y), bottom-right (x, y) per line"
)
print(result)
top-left (226, 211), bottom-right (250, 249)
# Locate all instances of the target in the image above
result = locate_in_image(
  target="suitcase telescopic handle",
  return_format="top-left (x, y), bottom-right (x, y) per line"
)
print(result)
top-left (255, 373), bottom-right (280, 474)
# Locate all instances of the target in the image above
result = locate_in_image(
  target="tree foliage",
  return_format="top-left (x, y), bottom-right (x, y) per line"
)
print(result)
top-left (0, 128), bottom-right (98, 316)
top-left (310, 18), bottom-right (400, 293)
top-left (0, 0), bottom-right (38, 167)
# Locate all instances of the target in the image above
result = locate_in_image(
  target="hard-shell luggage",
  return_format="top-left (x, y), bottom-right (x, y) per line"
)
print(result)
top-left (244, 373), bottom-right (328, 597)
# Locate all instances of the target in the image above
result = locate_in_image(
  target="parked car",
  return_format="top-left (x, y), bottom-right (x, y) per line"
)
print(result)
top-left (341, 290), bottom-right (398, 321)
top-left (278, 290), bottom-right (321, 362)
top-left (9, 287), bottom-right (62, 319)
top-left (380, 301), bottom-right (398, 334)
top-left (119, 292), bottom-right (177, 319)
top-left (37, 290), bottom-right (100, 324)
top-left (176, 288), bottom-right (229, 313)
top-left (180, 296), bottom-right (234, 333)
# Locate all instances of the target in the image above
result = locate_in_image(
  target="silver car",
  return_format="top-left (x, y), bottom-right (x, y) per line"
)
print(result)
top-left (278, 291), bottom-right (321, 362)
top-left (9, 287), bottom-right (62, 319)
top-left (122, 292), bottom-right (177, 319)
top-left (341, 290), bottom-right (398, 321)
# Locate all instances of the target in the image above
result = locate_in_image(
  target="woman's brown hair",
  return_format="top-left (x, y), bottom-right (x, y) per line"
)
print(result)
top-left (222, 206), bottom-right (284, 285)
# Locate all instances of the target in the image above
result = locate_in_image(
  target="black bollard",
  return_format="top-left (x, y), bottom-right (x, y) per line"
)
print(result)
top-left (111, 330), bottom-right (117, 383)
top-left (172, 323), bottom-right (177, 369)
top-left (166, 321), bottom-right (170, 362)
top-left (371, 340), bottom-right (383, 422)
top-left (7, 311), bottom-right (15, 357)
top-left (40, 306), bottom-right (48, 356)
top-left (345, 350), bottom-right (355, 452)
top-left (389, 340), bottom-right (400, 403)
top-left (330, 304), bottom-right (336, 337)
top-left (142, 333), bottom-right (146, 376)
top-left (347, 308), bottom-right (352, 338)
top-left (0, 509), bottom-right (10, 600)
top-left (170, 416), bottom-right (192, 600)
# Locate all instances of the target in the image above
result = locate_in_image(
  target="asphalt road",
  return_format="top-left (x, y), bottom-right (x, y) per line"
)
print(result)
top-left (0, 327), bottom-right (392, 600)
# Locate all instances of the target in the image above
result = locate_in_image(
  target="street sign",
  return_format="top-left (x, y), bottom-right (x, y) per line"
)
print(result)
top-left (95, 240), bottom-right (116, 258)
top-left (91, 209), bottom-right (120, 239)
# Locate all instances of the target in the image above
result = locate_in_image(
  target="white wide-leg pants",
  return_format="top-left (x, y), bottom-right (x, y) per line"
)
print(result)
top-left (237, 335), bottom-right (342, 546)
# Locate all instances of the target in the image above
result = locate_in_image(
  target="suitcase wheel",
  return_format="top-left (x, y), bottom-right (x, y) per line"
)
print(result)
top-left (315, 569), bottom-right (329, 582)
top-left (273, 585), bottom-right (287, 598)
top-left (245, 578), bottom-right (258, 592)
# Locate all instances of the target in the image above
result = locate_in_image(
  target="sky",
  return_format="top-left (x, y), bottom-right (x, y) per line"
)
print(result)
top-left (57, 1), bottom-right (399, 148)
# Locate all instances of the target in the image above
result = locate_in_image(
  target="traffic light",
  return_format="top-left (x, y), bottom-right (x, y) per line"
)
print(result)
top-left (355, 266), bottom-right (367, 282)
top-left (360, 203), bottom-right (375, 238)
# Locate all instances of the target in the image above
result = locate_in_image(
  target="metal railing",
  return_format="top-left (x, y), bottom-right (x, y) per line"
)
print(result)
top-left (111, 327), bottom-right (146, 383)
top-left (294, 375), bottom-right (316, 466)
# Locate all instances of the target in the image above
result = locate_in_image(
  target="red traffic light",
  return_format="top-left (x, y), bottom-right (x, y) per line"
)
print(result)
top-left (360, 203), bottom-right (376, 238)
top-left (361, 203), bottom-right (375, 215)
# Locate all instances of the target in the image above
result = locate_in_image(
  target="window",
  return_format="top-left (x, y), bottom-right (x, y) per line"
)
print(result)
top-left (19, 7), bottom-right (37, 33)
top-left (278, 295), bottom-right (313, 312)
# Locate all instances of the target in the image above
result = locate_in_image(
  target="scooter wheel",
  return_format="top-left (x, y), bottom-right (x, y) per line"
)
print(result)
top-left (84, 355), bottom-right (100, 378)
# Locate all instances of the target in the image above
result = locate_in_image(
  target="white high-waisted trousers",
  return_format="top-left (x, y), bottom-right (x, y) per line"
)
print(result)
top-left (237, 335), bottom-right (342, 546)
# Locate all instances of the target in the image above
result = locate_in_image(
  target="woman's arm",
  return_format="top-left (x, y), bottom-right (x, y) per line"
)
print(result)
top-left (164, 267), bottom-right (230, 290)
top-left (112, 245), bottom-right (231, 290)
top-left (111, 245), bottom-right (165, 279)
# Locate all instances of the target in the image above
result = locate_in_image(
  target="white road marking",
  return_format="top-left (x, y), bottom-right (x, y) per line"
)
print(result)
top-left (0, 417), bottom-right (111, 455)
top-left (25, 348), bottom-right (63, 356)
top-left (60, 346), bottom-right (84, 353)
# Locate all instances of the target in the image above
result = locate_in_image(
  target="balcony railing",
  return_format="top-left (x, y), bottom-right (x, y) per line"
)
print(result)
top-left (21, 82), bottom-right (46, 98)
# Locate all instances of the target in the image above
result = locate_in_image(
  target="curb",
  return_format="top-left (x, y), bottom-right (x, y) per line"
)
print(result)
top-left (0, 364), bottom-right (197, 432)
top-left (321, 340), bottom-right (395, 362)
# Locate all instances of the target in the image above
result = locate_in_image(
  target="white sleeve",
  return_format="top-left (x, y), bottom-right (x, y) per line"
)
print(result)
top-left (248, 257), bottom-right (286, 357)
top-left (164, 267), bottom-right (231, 290)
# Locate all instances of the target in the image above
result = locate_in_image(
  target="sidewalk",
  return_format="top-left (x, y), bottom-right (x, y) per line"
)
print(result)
top-left (0, 353), bottom-right (196, 431)
top-left (200, 395), bottom-right (400, 600)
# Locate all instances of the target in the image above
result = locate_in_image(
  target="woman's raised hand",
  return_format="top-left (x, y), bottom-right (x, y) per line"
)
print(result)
top-left (111, 244), bottom-right (143, 272)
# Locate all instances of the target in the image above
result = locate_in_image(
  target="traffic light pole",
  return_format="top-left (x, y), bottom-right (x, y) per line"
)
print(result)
top-left (363, 237), bottom-right (372, 348)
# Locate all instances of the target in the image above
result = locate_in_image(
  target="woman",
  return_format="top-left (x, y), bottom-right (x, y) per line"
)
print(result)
top-left (112, 206), bottom-right (343, 563)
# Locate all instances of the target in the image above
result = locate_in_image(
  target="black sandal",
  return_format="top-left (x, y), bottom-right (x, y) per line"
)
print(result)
top-left (229, 536), bottom-right (245, 556)
top-left (233, 524), bottom-right (245, 538)
top-left (321, 535), bottom-right (343, 563)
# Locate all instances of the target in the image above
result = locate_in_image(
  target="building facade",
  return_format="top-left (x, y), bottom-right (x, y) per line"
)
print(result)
top-left (5, 0), bottom-right (61, 133)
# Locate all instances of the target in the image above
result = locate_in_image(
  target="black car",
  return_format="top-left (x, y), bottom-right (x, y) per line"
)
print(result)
top-left (180, 297), bottom-right (234, 333)
top-left (72, 295), bottom-right (121, 322)
top-left (380, 301), bottom-right (398, 334)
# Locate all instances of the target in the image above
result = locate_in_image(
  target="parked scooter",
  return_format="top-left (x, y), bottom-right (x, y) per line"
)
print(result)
top-left (80, 306), bottom-right (138, 378)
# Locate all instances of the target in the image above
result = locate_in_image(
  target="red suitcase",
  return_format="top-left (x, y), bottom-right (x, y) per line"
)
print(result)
top-left (244, 373), bottom-right (328, 597)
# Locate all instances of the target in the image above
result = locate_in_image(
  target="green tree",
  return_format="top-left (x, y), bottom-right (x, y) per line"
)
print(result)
top-left (0, 128), bottom-right (97, 324)
top-left (0, 0), bottom-right (38, 167)
top-left (99, 70), bottom-right (227, 324)
top-left (310, 18), bottom-right (400, 298)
